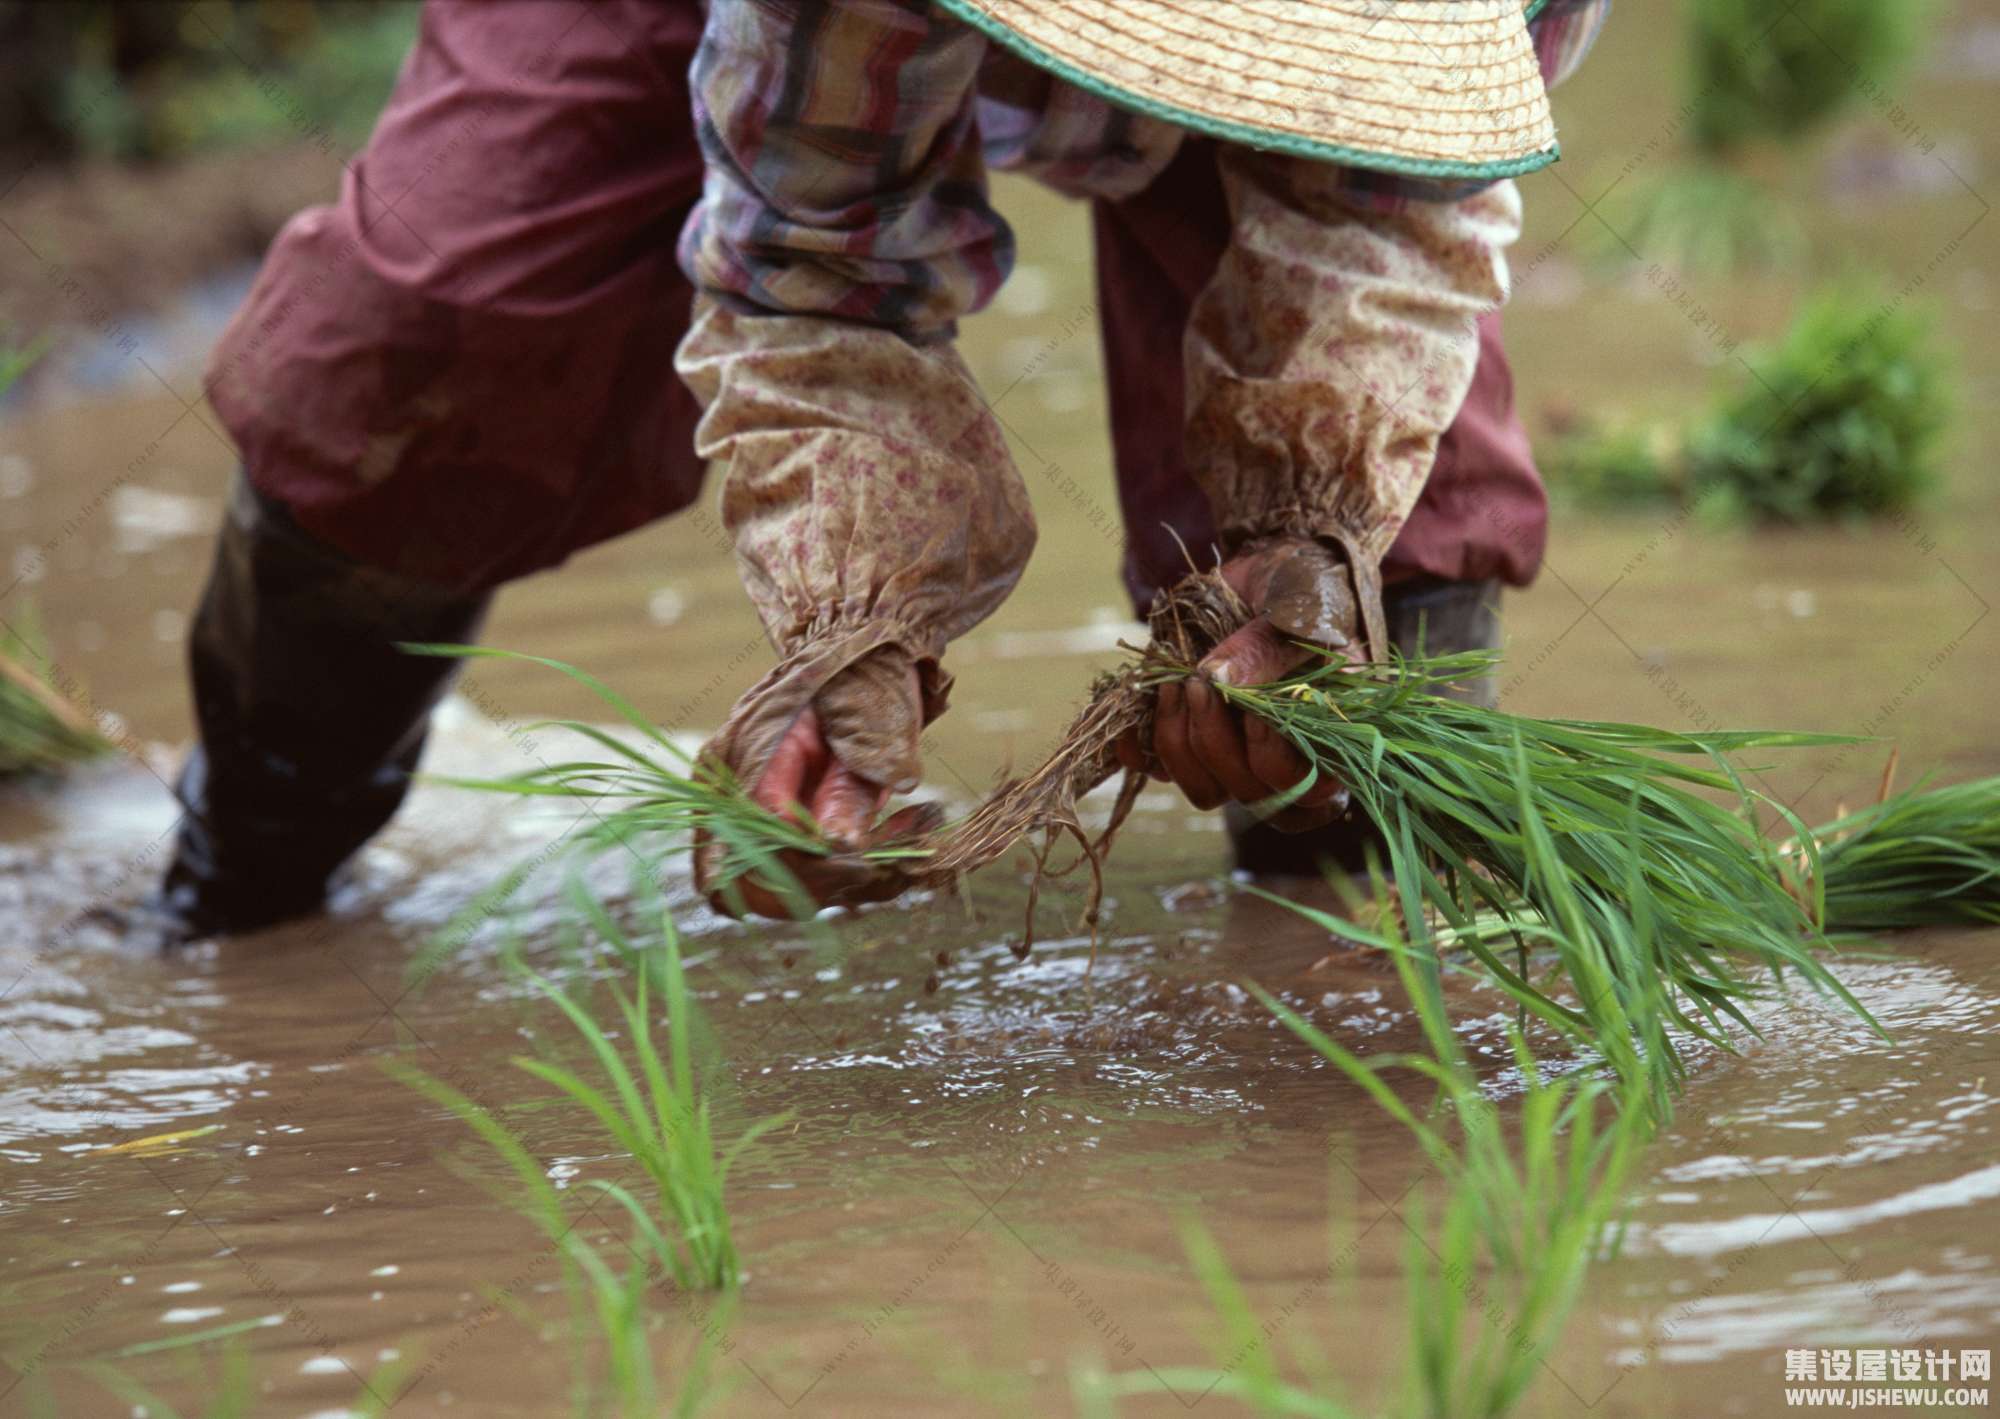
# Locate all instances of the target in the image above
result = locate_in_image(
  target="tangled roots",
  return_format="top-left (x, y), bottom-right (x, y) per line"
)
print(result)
top-left (893, 569), bottom-right (1252, 954)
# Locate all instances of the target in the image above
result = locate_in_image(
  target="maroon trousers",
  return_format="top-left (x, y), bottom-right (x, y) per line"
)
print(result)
top-left (206, 0), bottom-right (1547, 609)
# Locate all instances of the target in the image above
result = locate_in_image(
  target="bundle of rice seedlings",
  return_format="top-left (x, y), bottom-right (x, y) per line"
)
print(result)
top-left (416, 573), bottom-right (1231, 928)
top-left (1684, 0), bottom-right (1935, 156)
top-left (1179, 638), bottom-right (1872, 1111)
top-left (1, 614), bottom-right (107, 778)
top-left (1685, 282), bottom-right (1952, 523)
top-left (1806, 774), bottom-right (2000, 930)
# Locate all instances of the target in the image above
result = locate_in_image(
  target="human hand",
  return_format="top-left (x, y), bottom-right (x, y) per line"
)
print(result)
top-left (1118, 537), bottom-right (1369, 829)
top-left (698, 646), bottom-right (940, 917)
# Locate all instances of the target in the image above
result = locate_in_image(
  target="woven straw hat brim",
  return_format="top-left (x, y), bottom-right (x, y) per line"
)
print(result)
top-left (939, 0), bottom-right (1559, 180)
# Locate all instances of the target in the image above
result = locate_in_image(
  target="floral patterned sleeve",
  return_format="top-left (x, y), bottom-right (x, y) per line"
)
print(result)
top-left (675, 0), bottom-right (1036, 692)
top-left (1182, 152), bottom-right (1523, 625)
top-left (1178, 0), bottom-right (1590, 617)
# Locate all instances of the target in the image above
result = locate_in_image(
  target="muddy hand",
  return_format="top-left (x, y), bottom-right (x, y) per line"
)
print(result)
top-left (700, 646), bottom-right (941, 918)
top-left (1118, 537), bottom-right (1360, 829)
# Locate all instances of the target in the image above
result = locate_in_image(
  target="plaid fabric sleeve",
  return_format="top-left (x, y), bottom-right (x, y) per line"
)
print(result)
top-left (678, 0), bottom-right (1012, 335)
top-left (673, 0), bottom-right (1036, 709)
top-left (1183, 158), bottom-right (1523, 582)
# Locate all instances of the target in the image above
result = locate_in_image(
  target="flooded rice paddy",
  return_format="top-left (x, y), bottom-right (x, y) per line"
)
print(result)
top-left (2, 652), bottom-right (1996, 1416)
top-left (5, 4), bottom-right (2000, 1413)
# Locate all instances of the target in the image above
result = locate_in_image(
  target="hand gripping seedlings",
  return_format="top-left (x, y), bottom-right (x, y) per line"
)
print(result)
top-left (417, 563), bottom-right (2000, 1104)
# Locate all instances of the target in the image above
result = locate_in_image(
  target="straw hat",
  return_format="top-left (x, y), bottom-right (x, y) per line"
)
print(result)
top-left (938, 0), bottom-right (1560, 180)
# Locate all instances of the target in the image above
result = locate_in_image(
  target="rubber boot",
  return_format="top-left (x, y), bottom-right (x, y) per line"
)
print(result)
top-left (144, 475), bottom-right (492, 943)
top-left (1228, 576), bottom-right (1501, 877)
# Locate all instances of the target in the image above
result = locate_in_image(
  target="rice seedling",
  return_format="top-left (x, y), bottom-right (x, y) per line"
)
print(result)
top-left (519, 899), bottom-right (785, 1291)
top-left (1, 611), bottom-right (108, 778)
top-left (385, 903), bottom-right (762, 1414)
top-left (403, 643), bottom-right (902, 920)
top-left (1257, 787), bottom-right (1658, 1417)
top-left (1073, 811), bottom-right (1654, 1418)
top-left (1807, 775), bottom-right (2000, 930)
top-left (386, 1054), bottom-right (737, 1417)
top-left (398, 905), bottom-right (771, 1285)
top-left (1240, 999), bottom-right (1644, 1419)
top-left (1601, 165), bottom-right (1803, 278)
top-left (54, 1334), bottom-right (416, 1419)
top-left (1684, 282), bottom-right (1952, 523)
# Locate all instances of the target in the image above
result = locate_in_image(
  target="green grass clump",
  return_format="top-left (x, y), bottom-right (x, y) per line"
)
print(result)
top-left (2, 614), bottom-right (109, 778)
top-left (1811, 776), bottom-right (2000, 929)
top-left (1685, 0), bottom-right (1935, 155)
top-left (1544, 420), bottom-right (1678, 509)
top-left (1547, 284), bottom-right (1952, 522)
top-left (1685, 284), bottom-right (1951, 522)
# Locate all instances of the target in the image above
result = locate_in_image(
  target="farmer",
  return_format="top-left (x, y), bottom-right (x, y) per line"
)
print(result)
top-left (152, 0), bottom-right (1607, 938)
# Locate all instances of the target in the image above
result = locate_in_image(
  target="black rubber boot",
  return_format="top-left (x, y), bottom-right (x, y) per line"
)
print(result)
top-left (145, 475), bottom-right (492, 944)
top-left (1228, 576), bottom-right (1501, 877)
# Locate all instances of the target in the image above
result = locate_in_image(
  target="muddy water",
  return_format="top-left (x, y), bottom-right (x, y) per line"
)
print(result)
top-left (6, 397), bottom-right (1997, 1419)
top-left (7, 730), bottom-right (1998, 1419)
top-left (5, 726), bottom-right (1999, 1419)
top-left (6, 5), bottom-right (2000, 1414)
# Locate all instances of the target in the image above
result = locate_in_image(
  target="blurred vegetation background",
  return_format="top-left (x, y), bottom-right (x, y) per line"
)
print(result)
top-left (0, 0), bottom-right (416, 168)
top-left (0, 0), bottom-right (1983, 538)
